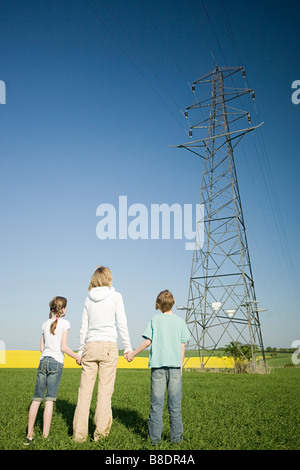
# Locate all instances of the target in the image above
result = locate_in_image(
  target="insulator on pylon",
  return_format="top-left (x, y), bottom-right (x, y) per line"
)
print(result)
top-left (247, 113), bottom-right (251, 124)
top-left (242, 69), bottom-right (246, 79)
top-left (252, 91), bottom-right (255, 101)
top-left (192, 84), bottom-right (195, 93)
top-left (189, 130), bottom-right (193, 138)
top-left (185, 110), bottom-right (188, 118)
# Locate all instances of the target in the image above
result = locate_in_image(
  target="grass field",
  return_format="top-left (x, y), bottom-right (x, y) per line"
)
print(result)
top-left (0, 366), bottom-right (299, 450)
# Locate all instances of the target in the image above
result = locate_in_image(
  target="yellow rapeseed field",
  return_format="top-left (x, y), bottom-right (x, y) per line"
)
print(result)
top-left (0, 351), bottom-right (235, 369)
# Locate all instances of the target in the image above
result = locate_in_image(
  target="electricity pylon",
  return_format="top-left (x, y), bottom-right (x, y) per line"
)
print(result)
top-left (173, 66), bottom-right (267, 372)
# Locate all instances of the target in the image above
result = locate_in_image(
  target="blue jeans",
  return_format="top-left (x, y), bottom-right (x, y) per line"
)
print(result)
top-left (33, 356), bottom-right (63, 402)
top-left (148, 367), bottom-right (183, 444)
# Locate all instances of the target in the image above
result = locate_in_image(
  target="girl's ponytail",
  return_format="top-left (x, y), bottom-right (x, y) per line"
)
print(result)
top-left (49, 296), bottom-right (67, 335)
top-left (50, 316), bottom-right (58, 336)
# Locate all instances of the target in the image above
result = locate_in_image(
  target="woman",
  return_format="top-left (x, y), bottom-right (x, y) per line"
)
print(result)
top-left (73, 266), bottom-right (132, 442)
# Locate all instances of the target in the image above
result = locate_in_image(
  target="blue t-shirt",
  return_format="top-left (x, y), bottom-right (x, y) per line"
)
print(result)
top-left (142, 313), bottom-right (191, 368)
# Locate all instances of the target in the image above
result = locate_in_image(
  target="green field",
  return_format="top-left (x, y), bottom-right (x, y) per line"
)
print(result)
top-left (0, 364), bottom-right (299, 450)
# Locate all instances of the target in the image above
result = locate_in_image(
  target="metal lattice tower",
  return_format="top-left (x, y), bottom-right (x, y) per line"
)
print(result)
top-left (173, 66), bottom-right (266, 372)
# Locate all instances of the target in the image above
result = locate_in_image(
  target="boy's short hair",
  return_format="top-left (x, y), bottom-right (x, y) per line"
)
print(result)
top-left (155, 290), bottom-right (175, 312)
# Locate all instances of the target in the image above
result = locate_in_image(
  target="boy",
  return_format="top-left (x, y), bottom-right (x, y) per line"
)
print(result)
top-left (126, 290), bottom-right (190, 445)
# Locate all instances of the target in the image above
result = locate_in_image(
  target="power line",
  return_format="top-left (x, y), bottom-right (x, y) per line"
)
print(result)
top-left (139, 0), bottom-right (194, 90)
top-left (200, 0), bottom-right (229, 67)
top-left (184, 0), bottom-right (298, 299)
top-left (102, 0), bottom-right (185, 113)
top-left (219, 0), bottom-right (243, 66)
top-left (84, 0), bottom-right (297, 297)
top-left (217, 0), bottom-right (298, 297)
top-left (186, 0), bottom-right (216, 66)
top-left (84, 0), bottom-right (188, 135)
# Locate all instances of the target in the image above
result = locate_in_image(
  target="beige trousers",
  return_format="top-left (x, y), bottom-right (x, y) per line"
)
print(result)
top-left (73, 341), bottom-right (119, 442)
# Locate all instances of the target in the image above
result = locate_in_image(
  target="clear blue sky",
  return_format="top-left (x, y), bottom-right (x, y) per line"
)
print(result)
top-left (1, 0), bottom-right (299, 350)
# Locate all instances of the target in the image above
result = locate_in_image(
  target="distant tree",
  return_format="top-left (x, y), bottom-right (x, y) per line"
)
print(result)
top-left (224, 341), bottom-right (255, 373)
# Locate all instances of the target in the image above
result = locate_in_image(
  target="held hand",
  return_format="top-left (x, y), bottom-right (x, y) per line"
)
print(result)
top-left (126, 351), bottom-right (135, 362)
top-left (76, 356), bottom-right (82, 366)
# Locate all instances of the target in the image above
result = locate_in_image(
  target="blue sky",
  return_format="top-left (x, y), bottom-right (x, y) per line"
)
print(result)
top-left (0, 0), bottom-right (299, 351)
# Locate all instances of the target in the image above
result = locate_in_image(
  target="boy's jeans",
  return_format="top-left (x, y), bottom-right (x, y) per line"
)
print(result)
top-left (148, 367), bottom-right (183, 444)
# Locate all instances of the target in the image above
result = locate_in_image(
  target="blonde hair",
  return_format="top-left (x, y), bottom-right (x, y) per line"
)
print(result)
top-left (49, 296), bottom-right (67, 335)
top-left (88, 266), bottom-right (113, 290)
top-left (155, 290), bottom-right (175, 312)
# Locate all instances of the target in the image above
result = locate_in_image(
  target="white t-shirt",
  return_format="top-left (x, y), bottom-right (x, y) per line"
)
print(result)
top-left (41, 317), bottom-right (70, 364)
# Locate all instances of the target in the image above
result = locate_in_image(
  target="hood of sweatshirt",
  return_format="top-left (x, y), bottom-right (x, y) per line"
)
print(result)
top-left (88, 286), bottom-right (115, 302)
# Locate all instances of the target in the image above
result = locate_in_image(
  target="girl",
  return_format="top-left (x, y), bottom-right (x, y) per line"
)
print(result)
top-left (24, 296), bottom-right (80, 445)
top-left (73, 266), bottom-right (132, 442)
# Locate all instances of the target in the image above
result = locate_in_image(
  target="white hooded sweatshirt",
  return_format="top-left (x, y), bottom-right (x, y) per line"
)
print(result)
top-left (78, 286), bottom-right (132, 355)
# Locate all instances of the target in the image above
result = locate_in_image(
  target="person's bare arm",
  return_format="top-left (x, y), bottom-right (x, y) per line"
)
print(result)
top-left (126, 338), bottom-right (152, 361)
top-left (40, 335), bottom-right (45, 353)
top-left (61, 330), bottom-right (80, 361)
